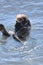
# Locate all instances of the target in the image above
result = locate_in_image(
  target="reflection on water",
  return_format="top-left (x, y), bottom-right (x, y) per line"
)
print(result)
top-left (0, 0), bottom-right (43, 65)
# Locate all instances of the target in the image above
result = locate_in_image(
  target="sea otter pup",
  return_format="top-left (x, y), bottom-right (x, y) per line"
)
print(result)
top-left (13, 14), bottom-right (31, 40)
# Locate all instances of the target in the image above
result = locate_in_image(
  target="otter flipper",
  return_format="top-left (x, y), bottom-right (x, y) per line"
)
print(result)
top-left (13, 33), bottom-right (23, 43)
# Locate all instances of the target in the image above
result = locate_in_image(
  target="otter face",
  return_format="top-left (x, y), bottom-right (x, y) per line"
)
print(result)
top-left (16, 14), bottom-right (28, 26)
top-left (15, 14), bottom-right (31, 31)
top-left (0, 24), bottom-right (4, 31)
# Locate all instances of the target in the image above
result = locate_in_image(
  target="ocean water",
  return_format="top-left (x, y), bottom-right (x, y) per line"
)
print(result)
top-left (0, 0), bottom-right (43, 65)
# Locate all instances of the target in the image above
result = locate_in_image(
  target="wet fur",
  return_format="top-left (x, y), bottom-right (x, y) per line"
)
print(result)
top-left (15, 14), bottom-right (31, 40)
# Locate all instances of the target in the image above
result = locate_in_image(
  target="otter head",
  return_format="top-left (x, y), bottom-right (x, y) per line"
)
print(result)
top-left (16, 14), bottom-right (31, 26)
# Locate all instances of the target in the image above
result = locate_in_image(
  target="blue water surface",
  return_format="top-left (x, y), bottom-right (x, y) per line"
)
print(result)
top-left (0, 0), bottom-right (43, 65)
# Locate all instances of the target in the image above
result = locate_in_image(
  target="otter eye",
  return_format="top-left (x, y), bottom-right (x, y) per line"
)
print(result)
top-left (18, 18), bottom-right (22, 21)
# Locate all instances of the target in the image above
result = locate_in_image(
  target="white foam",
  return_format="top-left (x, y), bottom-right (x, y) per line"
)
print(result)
top-left (8, 30), bottom-right (14, 35)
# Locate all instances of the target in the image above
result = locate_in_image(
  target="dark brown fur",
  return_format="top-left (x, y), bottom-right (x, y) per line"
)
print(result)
top-left (15, 14), bottom-right (31, 40)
